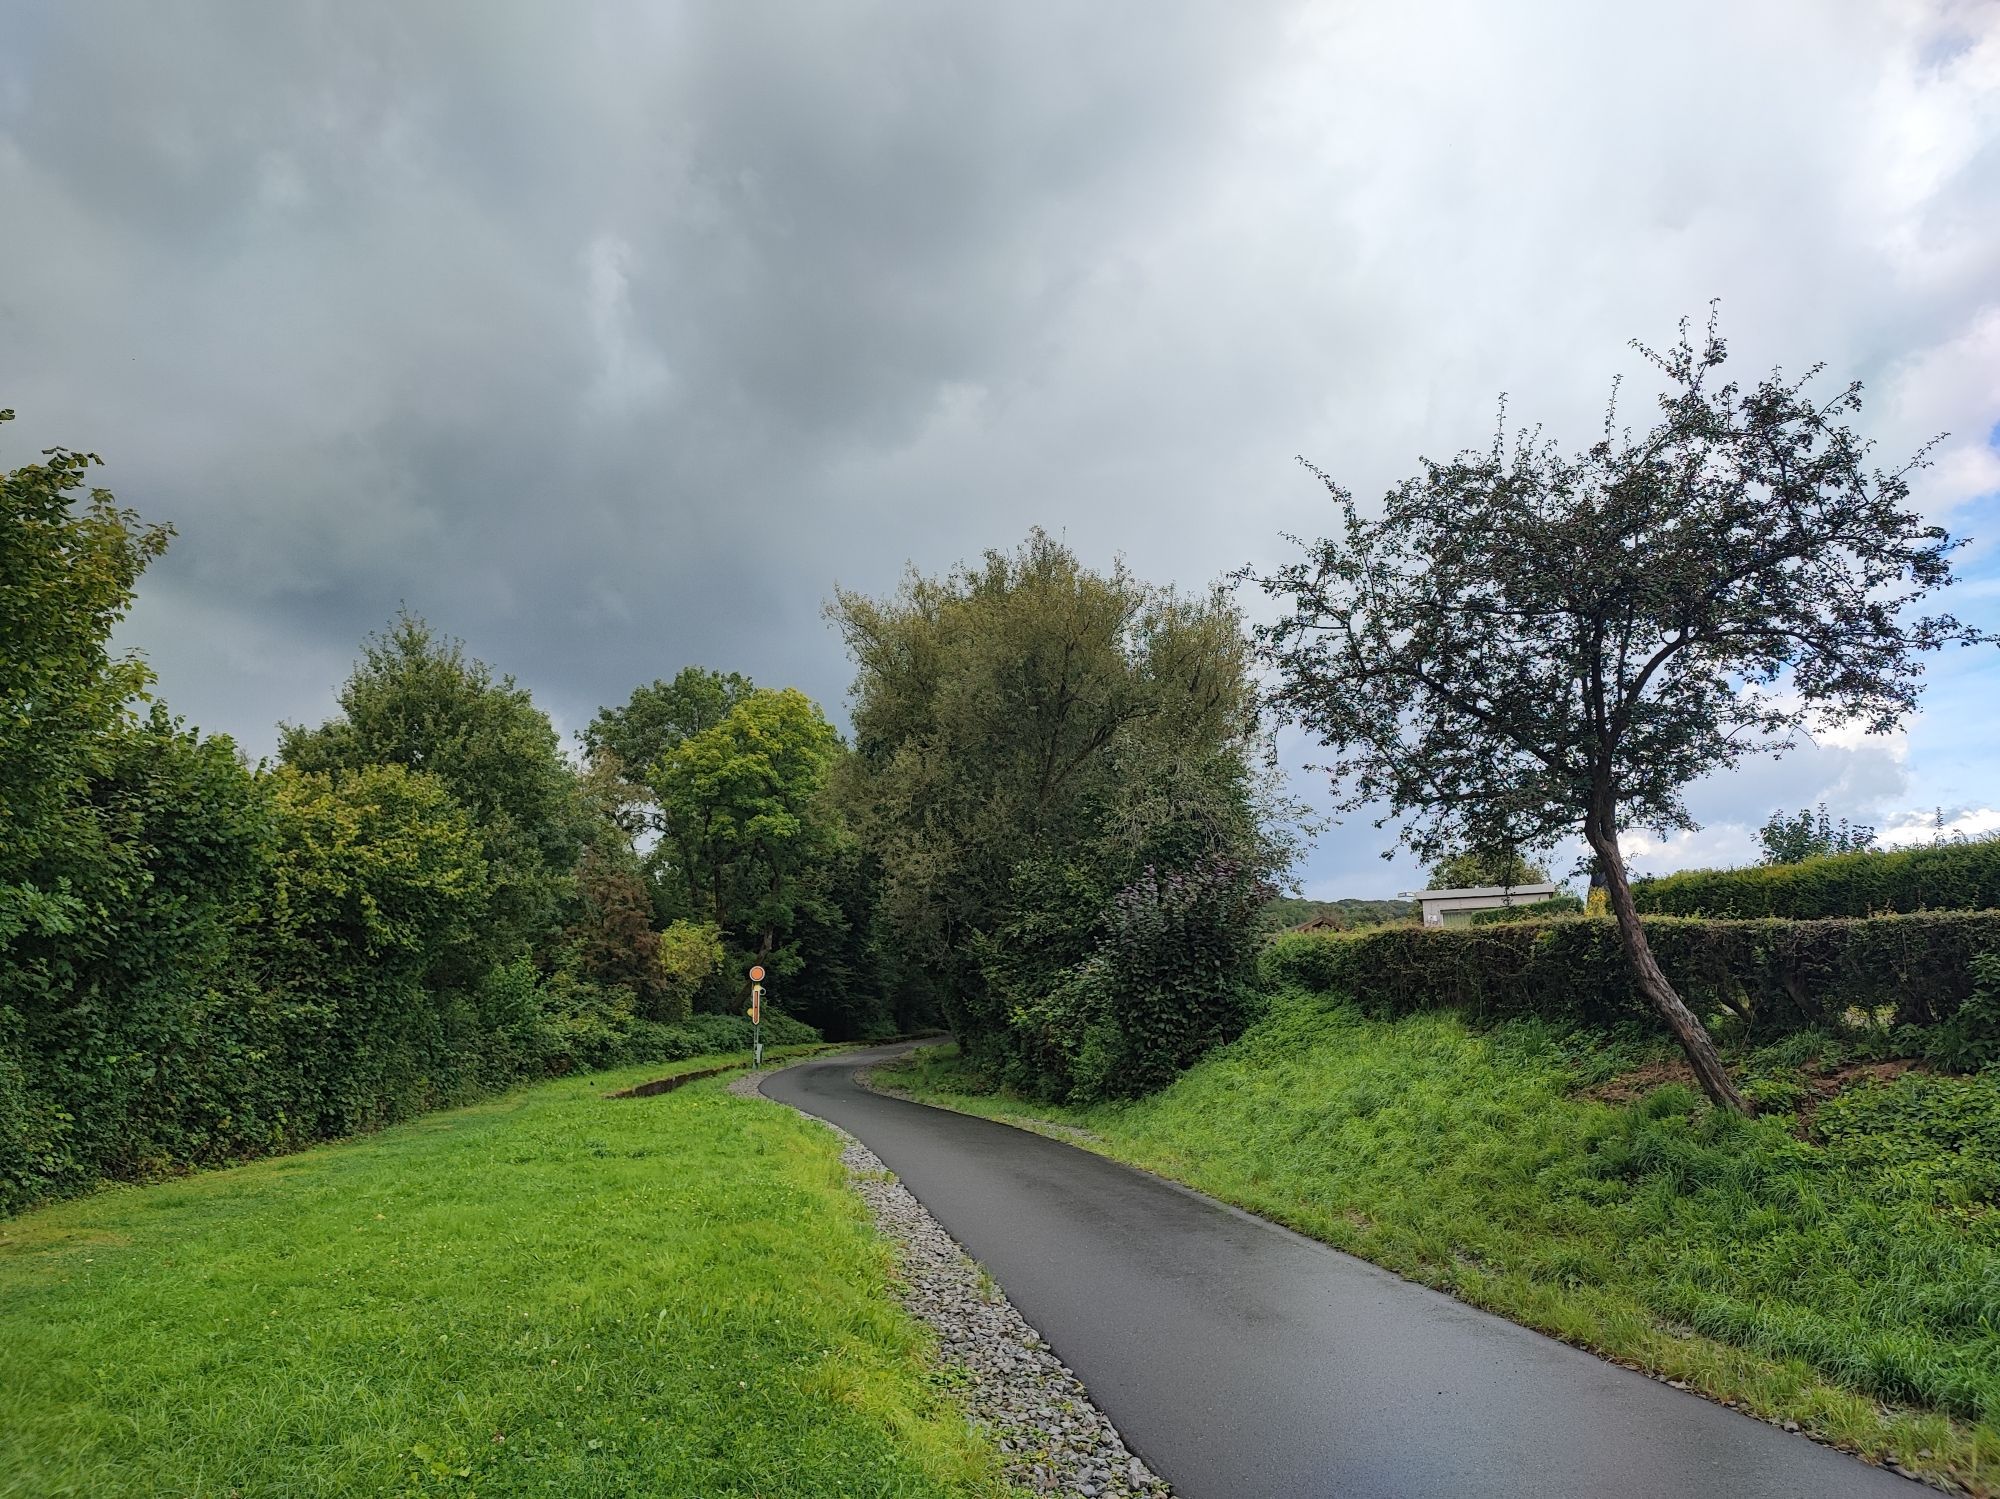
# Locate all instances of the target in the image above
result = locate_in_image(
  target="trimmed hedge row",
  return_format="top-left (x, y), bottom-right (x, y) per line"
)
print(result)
top-left (1260, 911), bottom-right (2000, 1035)
top-left (1631, 837), bottom-right (2000, 920)
top-left (1470, 894), bottom-right (1585, 925)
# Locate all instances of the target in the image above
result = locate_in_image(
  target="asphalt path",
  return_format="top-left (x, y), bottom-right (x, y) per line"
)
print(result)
top-left (763, 1043), bottom-right (1918, 1499)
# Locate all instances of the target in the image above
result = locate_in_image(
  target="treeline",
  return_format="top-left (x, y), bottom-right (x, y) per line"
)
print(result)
top-left (4, 413), bottom-right (1305, 1209)
top-left (0, 416), bottom-right (873, 1212)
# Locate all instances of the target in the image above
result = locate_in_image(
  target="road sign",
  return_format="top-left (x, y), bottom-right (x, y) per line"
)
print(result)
top-left (748, 964), bottom-right (766, 982)
top-left (748, 984), bottom-right (762, 1024)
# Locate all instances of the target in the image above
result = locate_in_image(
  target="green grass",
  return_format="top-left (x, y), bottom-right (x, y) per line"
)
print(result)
top-left (0, 1050), bottom-right (1006, 1498)
top-left (882, 994), bottom-right (2000, 1494)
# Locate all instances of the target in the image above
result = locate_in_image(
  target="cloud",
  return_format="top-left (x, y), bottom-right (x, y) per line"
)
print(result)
top-left (1, 0), bottom-right (1995, 901)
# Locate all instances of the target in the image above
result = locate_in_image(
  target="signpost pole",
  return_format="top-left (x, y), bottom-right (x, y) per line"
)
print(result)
top-left (748, 965), bottom-right (766, 1068)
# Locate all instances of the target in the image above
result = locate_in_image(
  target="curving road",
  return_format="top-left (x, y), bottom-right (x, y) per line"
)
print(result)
top-left (764, 1043), bottom-right (1917, 1499)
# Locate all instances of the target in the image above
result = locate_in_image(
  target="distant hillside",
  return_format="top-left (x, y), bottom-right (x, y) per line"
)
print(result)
top-left (1259, 896), bottom-right (1417, 932)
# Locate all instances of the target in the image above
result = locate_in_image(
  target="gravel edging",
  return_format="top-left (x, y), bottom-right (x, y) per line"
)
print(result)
top-left (729, 1068), bottom-right (1171, 1498)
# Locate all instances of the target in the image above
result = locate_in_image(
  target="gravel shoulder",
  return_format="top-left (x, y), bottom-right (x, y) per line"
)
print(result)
top-left (730, 1066), bottom-right (1170, 1498)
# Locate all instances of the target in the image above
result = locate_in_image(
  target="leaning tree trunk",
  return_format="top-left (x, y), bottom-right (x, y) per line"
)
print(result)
top-left (1585, 808), bottom-right (1752, 1117)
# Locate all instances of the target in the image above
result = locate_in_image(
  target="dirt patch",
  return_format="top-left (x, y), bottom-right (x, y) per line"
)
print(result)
top-left (1579, 1059), bottom-right (1698, 1105)
top-left (1581, 1055), bottom-right (1928, 1124)
top-left (1793, 1058), bottom-right (1926, 1132)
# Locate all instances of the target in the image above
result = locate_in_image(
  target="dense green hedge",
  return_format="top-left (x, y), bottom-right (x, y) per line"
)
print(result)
top-left (1469, 894), bottom-right (1584, 925)
top-left (1631, 837), bottom-right (2000, 919)
top-left (1261, 911), bottom-right (2000, 1041)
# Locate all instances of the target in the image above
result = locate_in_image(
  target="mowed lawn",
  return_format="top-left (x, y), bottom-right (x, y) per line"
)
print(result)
top-left (0, 1053), bottom-right (1005, 1499)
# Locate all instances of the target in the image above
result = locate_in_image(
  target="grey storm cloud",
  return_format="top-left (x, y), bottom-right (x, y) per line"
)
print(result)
top-left (3, 0), bottom-right (1997, 896)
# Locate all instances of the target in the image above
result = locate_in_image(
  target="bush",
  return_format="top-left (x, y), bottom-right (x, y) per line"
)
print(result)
top-left (1008, 859), bottom-right (1268, 1102)
top-left (1261, 910), bottom-right (2000, 1044)
top-left (1632, 836), bottom-right (2000, 919)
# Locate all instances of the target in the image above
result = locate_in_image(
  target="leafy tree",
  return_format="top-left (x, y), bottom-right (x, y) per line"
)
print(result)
top-left (582, 666), bottom-right (755, 775)
top-left (256, 763), bottom-right (495, 1131)
top-left (1427, 849), bottom-right (1549, 889)
top-left (0, 409), bottom-right (172, 927)
top-left (567, 846), bottom-right (669, 1019)
top-left (1254, 313), bottom-right (1991, 1114)
top-left (1757, 804), bottom-right (1877, 865)
top-left (649, 687), bottom-right (843, 975)
top-left (831, 531), bottom-right (1291, 1091)
top-left (280, 614), bottom-right (583, 957)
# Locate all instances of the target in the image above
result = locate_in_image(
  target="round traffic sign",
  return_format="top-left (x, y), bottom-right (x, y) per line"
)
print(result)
top-left (748, 964), bottom-right (766, 982)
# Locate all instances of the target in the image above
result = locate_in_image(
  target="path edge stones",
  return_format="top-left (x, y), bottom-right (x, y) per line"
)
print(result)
top-left (729, 1066), bottom-right (1172, 1498)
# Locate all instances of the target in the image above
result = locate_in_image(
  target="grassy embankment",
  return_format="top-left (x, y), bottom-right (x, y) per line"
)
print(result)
top-left (0, 1048), bottom-right (1007, 1499)
top-left (880, 990), bottom-right (2000, 1493)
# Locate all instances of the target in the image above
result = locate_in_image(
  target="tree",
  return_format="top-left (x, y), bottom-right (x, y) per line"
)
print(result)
top-left (832, 531), bottom-right (1293, 1092)
top-left (1427, 849), bottom-right (1549, 889)
top-left (1757, 804), bottom-right (1877, 865)
top-left (656, 919), bottom-right (725, 1024)
top-left (280, 614), bottom-right (583, 958)
top-left (1253, 313), bottom-right (1991, 1114)
top-left (649, 687), bottom-right (843, 976)
top-left (0, 409), bottom-right (172, 921)
top-left (582, 668), bottom-right (754, 789)
top-left (567, 846), bottom-right (669, 1018)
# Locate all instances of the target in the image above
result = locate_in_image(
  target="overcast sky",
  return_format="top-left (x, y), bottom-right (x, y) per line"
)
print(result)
top-left (4, 0), bottom-right (1996, 897)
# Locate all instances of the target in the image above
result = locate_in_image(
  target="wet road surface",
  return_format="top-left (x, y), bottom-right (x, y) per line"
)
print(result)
top-left (762, 1043), bottom-right (1918, 1499)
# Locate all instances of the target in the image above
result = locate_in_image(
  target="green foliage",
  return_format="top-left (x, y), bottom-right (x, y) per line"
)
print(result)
top-left (1469, 894), bottom-right (1585, 925)
top-left (650, 687), bottom-right (842, 955)
top-left (885, 1007), bottom-right (2000, 1481)
top-left (0, 409), bottom-right (172, 892)
top-left (832, 531), bottom-right (1290, 1098)
top-left (254, 763), bottom-right (497, 1132)
top-left (1428, 849), bottom-right (1549, 889)
top-left (1634, 835), bottom-right (2000, 919)
top-left (656, 918), bottom-right (725, 1024)
top-left (582, 665), bottom-right (754, 776)
top-left (1758, 803), bottom-right (1877, 864)
top-left (0, 1059), bottom-right (1004, 1497)
top-left (1917, 951), bottom-right (2000, 1071)
top-left (1009, 860), bottom-right (1270, 1102)
top-left (280, 613), bottom-right (584, 957)
top-left (1261, 911), bottom-right (2000, 1040)
top-left (567, 846), bottom-right (671, 1019)
top-left (1257, 896), bottom-right (1416, 932)
top-left (0, 708), bottom-right (271, 1207)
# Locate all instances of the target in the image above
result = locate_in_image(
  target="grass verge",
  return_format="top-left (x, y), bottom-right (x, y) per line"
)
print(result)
top-left (878, 992), bottom-right (2000, 1494)
top-left (0, 1049), bottom-right (1006, 1498)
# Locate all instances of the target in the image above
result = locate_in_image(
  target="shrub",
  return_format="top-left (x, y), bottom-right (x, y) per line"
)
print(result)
top-left (1632, 836), bottom-right (2000, 919)
top-left (657, 919), bottom-right (725, 1024)
top-left (1470, 894), bottom-right (1585, 925)
top-left (1010, 859), bottom-right (1269, 1102)
top-left (1261, 911), bottom-right (2000, 1045)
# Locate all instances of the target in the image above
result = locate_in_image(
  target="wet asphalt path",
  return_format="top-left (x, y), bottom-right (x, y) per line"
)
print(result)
top-left (763, 1043), bottom-right (1917, 1499)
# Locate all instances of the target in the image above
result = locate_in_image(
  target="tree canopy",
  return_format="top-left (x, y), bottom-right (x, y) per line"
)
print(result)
top-left (280, 614), bottom-right (584, 956)
top-left (1426, 850), bottom-right (1550, 890)
top-left (1254, 313), bottom-right (1991, 1112)
top-left (832, 530), bottom-right (1291, 1097)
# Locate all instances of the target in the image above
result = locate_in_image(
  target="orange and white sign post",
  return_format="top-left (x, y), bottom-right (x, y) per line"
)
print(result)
top-left (747, 964), bottom-right (766, 1066)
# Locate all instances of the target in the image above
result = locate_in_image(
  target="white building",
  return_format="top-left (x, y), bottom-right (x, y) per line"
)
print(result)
top-left (1401, 883), bottom-right (1560, 928)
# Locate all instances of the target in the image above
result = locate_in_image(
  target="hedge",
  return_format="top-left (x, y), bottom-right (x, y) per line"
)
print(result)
top-left (1260, 911), bottom-right (2000, 1037)
top-left (1631, 837), bottom-right (2000, 920)
top-left (1470, 894), bottom-right (1585, 925)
